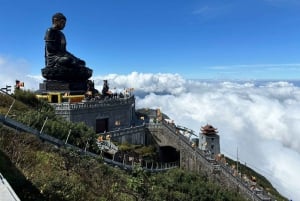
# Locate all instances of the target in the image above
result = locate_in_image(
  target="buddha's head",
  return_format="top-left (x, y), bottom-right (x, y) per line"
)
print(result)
top-left (52, 12), bottom-right (66, 30)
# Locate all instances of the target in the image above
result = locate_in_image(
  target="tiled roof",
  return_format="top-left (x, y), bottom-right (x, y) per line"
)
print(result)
top-left (201, 124), bottom-right (218, 135)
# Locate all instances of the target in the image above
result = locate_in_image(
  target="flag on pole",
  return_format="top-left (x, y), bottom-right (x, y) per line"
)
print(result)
top-left (15, 80), bottom-right (24, 89)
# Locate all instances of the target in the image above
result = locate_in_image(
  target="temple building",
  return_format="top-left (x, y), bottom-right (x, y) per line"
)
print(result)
top-left (36, 79), bottom-right (136, 133)
top-left (199, 124), bottom-right (220, 158)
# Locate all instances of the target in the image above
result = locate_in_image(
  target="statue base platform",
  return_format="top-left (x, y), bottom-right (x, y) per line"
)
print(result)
top-left (37, 80), bottom-right (88, 95)
top-left (41, 66), bottom-right (92, 82)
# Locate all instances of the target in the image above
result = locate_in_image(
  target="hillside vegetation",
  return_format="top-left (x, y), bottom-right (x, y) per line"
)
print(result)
top-left (0, 90), bottom-right (283, 200)
top-left (225, 157), bottom-right (287, 200)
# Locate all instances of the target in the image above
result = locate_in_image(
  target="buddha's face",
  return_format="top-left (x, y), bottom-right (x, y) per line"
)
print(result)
top-left (53, 18), bottom-right (66, 30)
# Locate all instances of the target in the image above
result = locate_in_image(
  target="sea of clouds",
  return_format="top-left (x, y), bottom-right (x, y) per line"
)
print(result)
top-left (84, 72), bottom-right (300, 200)
top-left (94, 73), bottom-right (300, 200)
top-left (1, 59), bottom-right (299, 199)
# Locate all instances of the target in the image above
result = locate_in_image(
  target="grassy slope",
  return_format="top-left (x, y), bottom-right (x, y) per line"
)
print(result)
top-left (0, 126), bottom-right (126, 201)
top-left (225, 157), bottom-right (287, 200)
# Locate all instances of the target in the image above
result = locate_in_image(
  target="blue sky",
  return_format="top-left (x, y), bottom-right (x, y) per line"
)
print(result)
top-left (1, 0), bottom-right (300, 79)
top-left (1, 1), bottom-right (300, 198)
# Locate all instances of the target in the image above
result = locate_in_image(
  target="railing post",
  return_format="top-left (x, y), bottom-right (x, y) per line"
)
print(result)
top-left (123, 154), bottom-right (126, 166)
top-left (65, 129), bottom-right (71, 144)
top-left (84, 139), bottom-right (90, 153)
top-left (5, 99), bottom-right (15, 119)
top-left (40, 116), bottom-right (48, 134)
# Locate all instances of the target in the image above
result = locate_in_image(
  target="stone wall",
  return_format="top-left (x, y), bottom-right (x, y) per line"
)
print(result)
top-left (146, 122), bottom-right (269, 201)
top-left (52, 96), bottom-right (135, 132)
top-left (107, 125), bottom-right (147, 145)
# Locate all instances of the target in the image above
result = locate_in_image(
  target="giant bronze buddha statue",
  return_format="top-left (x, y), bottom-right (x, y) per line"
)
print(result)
top-left (41, 13), bottom-right (92, 81)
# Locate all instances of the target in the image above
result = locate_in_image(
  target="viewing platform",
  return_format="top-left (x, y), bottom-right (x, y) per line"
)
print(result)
top-left (52, 95), bottom-right (135, 110)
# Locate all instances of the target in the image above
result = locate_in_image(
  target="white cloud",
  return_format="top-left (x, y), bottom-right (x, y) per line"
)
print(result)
top-left (208, 64), bottom-right (300, 79)
top-left (0, 55), bottom-right (41, 91)
top-left (192, 4), bottom-right (233, 20)
top-left (92, 72), bottom-right (187, 96)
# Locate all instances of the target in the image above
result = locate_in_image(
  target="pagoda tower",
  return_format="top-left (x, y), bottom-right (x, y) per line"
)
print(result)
top-left (199, 124), bottom-right (220, 158)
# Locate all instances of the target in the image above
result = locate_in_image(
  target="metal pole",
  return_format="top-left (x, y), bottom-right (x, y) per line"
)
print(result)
top-left (5, 99), bottom-right (15, 119)
top-left (65, 129), bottom-right (71, 144)
top-left (40, 116), bottom-right (48, 134)
top-left (84, 139), bottom-right (89, 153)
top-left (100, 150), bottom-right (103, 159)
top-left (236, 147), bottom-right (239, 177)
top-left (123, 154), bottom-right (126, 166)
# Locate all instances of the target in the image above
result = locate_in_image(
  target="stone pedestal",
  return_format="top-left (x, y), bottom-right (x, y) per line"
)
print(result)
top-left (38, 80), bottom-right (87, 94)
top-left (41, 66), bottom-right (92, 81)
top-left (37, 65), bottom-right (93, 95)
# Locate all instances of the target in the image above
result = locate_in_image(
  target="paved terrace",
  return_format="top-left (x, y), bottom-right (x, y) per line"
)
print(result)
top-left (52, 95), bottom-right (135, 110)
top-left (0, 173), bottom-right (20, 201)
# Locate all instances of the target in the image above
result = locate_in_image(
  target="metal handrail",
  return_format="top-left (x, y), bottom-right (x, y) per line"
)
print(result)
top-left (0, 114), bottom-right (178, 172)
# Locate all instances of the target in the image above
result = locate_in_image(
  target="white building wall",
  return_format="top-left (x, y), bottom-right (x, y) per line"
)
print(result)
top-left (199, 133), bottom-right (220, 158)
